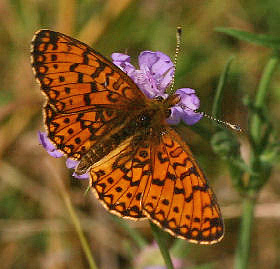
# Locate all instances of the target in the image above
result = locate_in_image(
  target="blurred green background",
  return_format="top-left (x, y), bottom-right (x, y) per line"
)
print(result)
top-left (0, 0), bottom-right (280, 268)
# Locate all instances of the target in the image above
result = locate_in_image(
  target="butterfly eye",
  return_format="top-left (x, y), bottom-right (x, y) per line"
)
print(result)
top-left (154, 96), bottom-right (164, 102)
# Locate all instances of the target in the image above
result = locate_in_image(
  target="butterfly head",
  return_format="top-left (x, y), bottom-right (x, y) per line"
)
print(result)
top-left (153, 94), bottom-right (181, 119)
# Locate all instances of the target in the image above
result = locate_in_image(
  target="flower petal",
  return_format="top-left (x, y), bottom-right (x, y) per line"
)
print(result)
top-left (38, 131), bottom-right (64, 158)
top-left (138, 51), bottom-right (159, 70)
top-left (133, 68), bottom-right (159, 98)
top-left (181, 110), bottom-right (203, 125)
top-left (111, 52), bottom-right (131, 63)
top-left (139, 51), bottom-right (174, 91)
top-left (167, 106), bottom-right (182, 125)
top-left (66, 158), bottom-right (79, 169)
top-left (66, 159), bottom-right (89, 179)
top-left (151, 52), bottom-right (174, 77)
top-left (159, 66), bottom-right (174, 90)
top-left (176, 88), bottom-right (200, 110)
top-left (72, 171), bottom-right (89, 179)
top-left (166, 88), bottom-right (203, 125)
top-left (139, 51), bottom-right (173, 77)
top-left (112, 53), bottom-right (136, 75)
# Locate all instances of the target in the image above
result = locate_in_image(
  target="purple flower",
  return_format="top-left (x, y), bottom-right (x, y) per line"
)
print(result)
top-left (112, 51), bottom-right (202, 125)
top-left (38, 131), bottom-right (89, 179)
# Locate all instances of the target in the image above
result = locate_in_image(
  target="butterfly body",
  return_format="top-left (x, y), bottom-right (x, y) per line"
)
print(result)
top-left (31, 29), bottom-right (224, 244)
top-left (76, 99), bottom-right (168, 175)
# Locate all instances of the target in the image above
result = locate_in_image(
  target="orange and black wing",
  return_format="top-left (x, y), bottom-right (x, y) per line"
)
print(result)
top-left (31, 29), bottom-right (146, 159)
top-left (89, 127), bottom-right (223, 242)
top-left (89, 135), bottom-right (152, 219)
top-left (142, 127), bottom-right (224, 244)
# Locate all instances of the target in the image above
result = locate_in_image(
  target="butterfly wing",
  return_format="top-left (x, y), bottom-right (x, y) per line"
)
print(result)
top-left (89, 126), bottom-right (224, 242)
top-left (31, 29), bottom-right (147, 159)
top-left (89, 135), bottom-right (152, 219)
top-left (142, 127), bottom-right (224, 244)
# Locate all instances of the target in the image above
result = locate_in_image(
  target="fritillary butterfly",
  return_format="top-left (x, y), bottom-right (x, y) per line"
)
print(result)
top-left (31, 29), bottom-right (224, 244)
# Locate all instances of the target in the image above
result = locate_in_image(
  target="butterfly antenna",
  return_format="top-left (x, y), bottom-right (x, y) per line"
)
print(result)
top-left (169, 26), bottom-right (182, 95)
top-left (200, 111), bottom-right (242, 132)
top-left (169, 28), bottom-right (241, 133)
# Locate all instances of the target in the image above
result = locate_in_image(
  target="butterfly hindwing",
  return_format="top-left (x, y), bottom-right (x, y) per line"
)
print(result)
top-left (89, 126), bottom-right (223, 243)
top-left (89, 135), bottom-right (152, 219)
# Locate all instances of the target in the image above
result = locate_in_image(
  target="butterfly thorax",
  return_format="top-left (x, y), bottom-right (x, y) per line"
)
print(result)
top-left (75, 98), bottom-right (171, 175)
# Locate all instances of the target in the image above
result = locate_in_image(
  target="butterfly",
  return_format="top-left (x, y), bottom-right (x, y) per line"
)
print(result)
top-left (31, 29), bottom-right (224, 244)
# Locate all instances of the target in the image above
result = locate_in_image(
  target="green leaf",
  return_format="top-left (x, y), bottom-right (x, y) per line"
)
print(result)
top-left (212, 55), bottom-right (235, 118)
top-left (215, 27), bottom-right (280, 49)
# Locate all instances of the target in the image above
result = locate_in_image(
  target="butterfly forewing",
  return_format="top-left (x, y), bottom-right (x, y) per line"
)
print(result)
top-left (31, 29), bottom-right (224, 244)
top-left (31, 29), bottom-right (146, 159)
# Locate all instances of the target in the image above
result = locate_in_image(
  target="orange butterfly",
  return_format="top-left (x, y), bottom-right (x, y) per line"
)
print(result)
top-left (31, 29), bottom-right (224, 244)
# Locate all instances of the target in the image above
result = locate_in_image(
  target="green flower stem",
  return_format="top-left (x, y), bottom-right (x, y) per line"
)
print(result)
top-left (150, 221), bottom-right (174, 269)
top-left (250, 53), bottom-right (279, 149)
top-left (235, 52), bottom-right (279, 269)
top-left (234, 192), bottom-right (256, 269)
top-left (249, 53), bottom-right (279, 190)
top-left (63, 194), bottom-right (98, 269)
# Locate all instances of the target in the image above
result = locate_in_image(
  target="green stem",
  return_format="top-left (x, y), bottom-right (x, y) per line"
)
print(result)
top-left (235, 53), bottom-right (279, 269)
top-left (250, 53), bottom-right (279, 148)
top-left (64, 195), bottom-right (98, 269)
top-left (234, 193), bottom-right (256, 269)
top-left (150, 221), bottom-right (174, 269)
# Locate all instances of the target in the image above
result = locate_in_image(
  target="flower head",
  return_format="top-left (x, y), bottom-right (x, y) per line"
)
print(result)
top-left (112, 51), bottom-right (202, 125)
